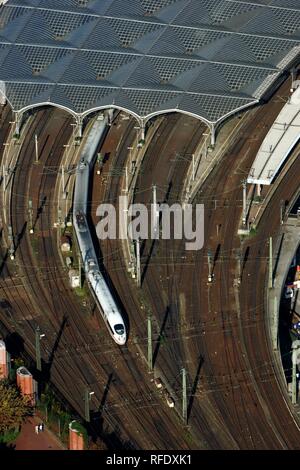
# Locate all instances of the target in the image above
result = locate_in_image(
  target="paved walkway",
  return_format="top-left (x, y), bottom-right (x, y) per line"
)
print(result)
top-left (13, 416), bottom-right (65, 450)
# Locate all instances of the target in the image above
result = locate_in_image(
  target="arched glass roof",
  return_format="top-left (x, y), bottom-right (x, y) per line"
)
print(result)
top-left (0, 0), bottom-right (299, 125)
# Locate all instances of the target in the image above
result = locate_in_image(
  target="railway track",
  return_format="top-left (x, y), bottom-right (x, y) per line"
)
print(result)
top-left (97, 76), bottom-right (300, 448)
top-left (90, 113), bottom-right (197, 449)
top-left (1, 107), bottom-right (199, 449)
top-left (0, 72), bottom-right (299, 449)
top-left (96, 112), bottom-right (234, 448)
top-left (178, 79), bottom-right (300, 448)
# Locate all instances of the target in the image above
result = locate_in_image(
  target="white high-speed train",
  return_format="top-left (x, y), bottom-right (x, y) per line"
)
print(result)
top-left (73, 117), bottom-right (127, 346)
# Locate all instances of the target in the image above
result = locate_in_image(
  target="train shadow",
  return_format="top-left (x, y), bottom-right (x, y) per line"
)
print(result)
top-left (213, 243), bottom-right (221, 273)
top-left (187, 355), bottom-right (204, 423)
top-left (4, 331), bottom-right (25, 357)
top-left (278, 301), bottom-right (293, 386)
top-left (87, 411), bottom-right (136, 449)
top-left (292, 289), bottom-right (299, 314)
top-left (152, 306), bottom-right (170, 368)
top-left (140, 182), bottom-right (172, 285)
top-left (33, 195), bottom-right (47, 231)
top-left (140, 237), bottom-right (157, 286)
top-left (87, 372), bottom-right (136, 449)
top-left (273, 232), bottom-right (285, 281)
top-left (0, 249), bottom-right (8, 277)
top-left (43, 314), bottom-right (68, 381)
top-left (99, 373), bottom-right (113, 415)
top-left (14, 221), bottom-right (27, 253)
top-left (242, 246), bottom-right (250, 280)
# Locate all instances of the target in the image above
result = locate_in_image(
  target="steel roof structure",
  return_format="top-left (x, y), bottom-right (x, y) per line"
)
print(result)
top-left (0, 0), bottom-right (300, 132)
top-left (247, 85), bottom-right (300, 185)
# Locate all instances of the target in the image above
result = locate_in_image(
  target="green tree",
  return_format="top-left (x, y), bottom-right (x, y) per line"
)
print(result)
top-left (0, 380), bottom-right (33, 436)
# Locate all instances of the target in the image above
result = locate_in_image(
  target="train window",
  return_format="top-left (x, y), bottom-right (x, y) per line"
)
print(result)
top-left (114, 324), bottom-right (124, 335)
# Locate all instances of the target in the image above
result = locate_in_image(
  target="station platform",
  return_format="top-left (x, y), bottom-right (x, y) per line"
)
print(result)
top-left (248, 86), bottom-right (300, 186)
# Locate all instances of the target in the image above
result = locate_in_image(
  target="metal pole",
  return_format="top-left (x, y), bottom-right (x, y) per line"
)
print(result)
top-left (35, 326), bottom-right (41, 372)
top-left (28, 199), bottom-right (34, 233)
top-left (2, 165), bottom-right (6, 194)
top-left (242, 180), bottom-right (247, 225)
top-left (280, 200), bottom-right (284, 225)
top-left (84, 389), bottom-right (90, 422)
top-left (291, 68), bottom-right (296, 89)
top-left (210, 125), bottom-right (215, 147)
top-left (136, 238), bottom-right (141, 288)
top-left (64, 192), bottom-right (68, 225)
top-left (78, 254), bottom-right (82, 289)
top-left (292, 358), bottom-right (297, 405)
top-left (182, 368), bottom-right (187, 425)
top-left (58, 207), bottom-right (62, 227)
top-left (121, 195), bottom-right (129, 242)
top-left (97, 152), bottom-right (103, 175)
top-left (141, 123), bottom-right (145, 141)
top-left (236, 250), bottom-right (241, 284)
top-left (128, 147), bottom-right (134, 174)
top-left (8, 225), bottom-right (12, 242)
top-left (152, 185), bottom-right (159, 239)
top-left (15, 113), bottom-right (20, 136)
top-left (35, 134), bottom-right (38, 163)
top-left (207, 249), bottom-right (213, 282)
top-left (268, 237), bottom-right (273, 289)
top-left (147, 315), bottom-right (153, 373)
top-left (125, 165), bottom-right (128, 193)
top-left (8, 225), bottom-right (14, 260)
top-left (62, 166), bottom-right (65, 194)
top-left (273, 296), bottom-right (278, 350)
top-left (192, 154), bottom-right (195, 181)
top-left (77, 117), bottom-right (83, 138)
top-left (6, 351), bottom-right (11, 379)
top-left (135, 126), bottom-right (140, 148)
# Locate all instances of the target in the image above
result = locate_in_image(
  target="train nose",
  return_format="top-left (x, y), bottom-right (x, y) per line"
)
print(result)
top-left (115, 334), bottom-right (126, 346)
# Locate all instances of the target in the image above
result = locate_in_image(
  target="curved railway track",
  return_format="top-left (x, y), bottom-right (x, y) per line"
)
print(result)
top-left (178, 82), bottom-right (300, 448)
top-left (98, 77), bottom-right (300, 448)
top-left (1, 107), bottom-right (198, 449)
top-left (97, 113), bottom-right (234, 448)
top-left (1, 73), bottom-right (300, 449)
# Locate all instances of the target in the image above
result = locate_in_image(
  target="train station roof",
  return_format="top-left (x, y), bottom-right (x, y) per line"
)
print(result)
top-left (247, 85), bottom-right (300, 185)
top-left (0, 0), bottom-right (300, 126)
